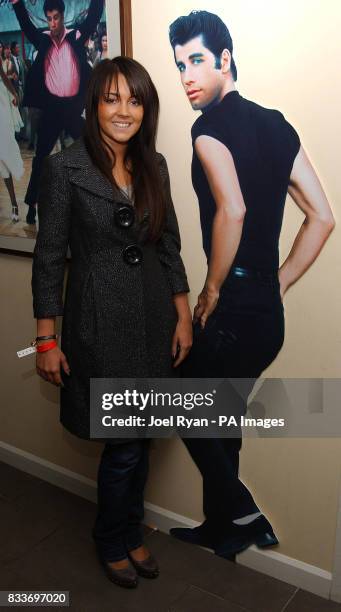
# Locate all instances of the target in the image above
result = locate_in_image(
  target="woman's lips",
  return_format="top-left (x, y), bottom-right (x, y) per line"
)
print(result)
top-left (112, 122), bottom-right (132, 128)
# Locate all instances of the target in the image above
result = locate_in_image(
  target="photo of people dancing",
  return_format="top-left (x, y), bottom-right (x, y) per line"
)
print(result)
top-left (10, 0), bottom-right (104, 225)
top-left (31, 57), bottom-right (192, 588)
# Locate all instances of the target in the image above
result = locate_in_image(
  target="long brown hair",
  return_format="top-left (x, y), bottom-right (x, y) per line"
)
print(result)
top-left (84, 57), bottom-right (166, 241)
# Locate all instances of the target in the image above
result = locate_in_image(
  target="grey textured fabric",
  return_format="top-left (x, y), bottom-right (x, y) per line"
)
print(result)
top-left (32, 138), bottom-right (189, 441)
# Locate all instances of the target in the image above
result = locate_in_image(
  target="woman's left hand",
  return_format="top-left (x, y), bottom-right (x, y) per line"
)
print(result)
top-left (172, 317), bottom-right (193, 367)
top-left (193, 286), bottom-right (220, 329)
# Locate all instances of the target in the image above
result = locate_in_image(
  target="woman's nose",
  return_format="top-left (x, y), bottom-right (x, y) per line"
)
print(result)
top-left (115, 101), bottom-right (130, 116)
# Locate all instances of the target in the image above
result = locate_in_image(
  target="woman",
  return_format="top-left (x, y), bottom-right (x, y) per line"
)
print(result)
top-left (1, 43), bottom-right (24, 143)
top-left (32, 57), bottom-right (192, 588)
top-left (2, 43), bottom-right (17, 80)
top-left (0, 60), bottom-right (23, 221)
top-left (93, 30), bottom-right (108, 67)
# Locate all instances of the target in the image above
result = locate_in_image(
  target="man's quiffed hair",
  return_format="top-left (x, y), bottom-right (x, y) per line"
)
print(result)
top-left (10, 41), bottom-right (18, 53)
top-left (43, 0), bottom-right (65, 16)
top-left (169, 10), bottom-right (237, 81)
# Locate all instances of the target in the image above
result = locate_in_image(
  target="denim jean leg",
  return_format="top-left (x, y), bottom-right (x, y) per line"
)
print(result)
top-left (125, 439), bottom-right (150, 551)
top-left (93, 440), bottom-right (147, 562)
top-left (182, 437), bottom-right (259, 539)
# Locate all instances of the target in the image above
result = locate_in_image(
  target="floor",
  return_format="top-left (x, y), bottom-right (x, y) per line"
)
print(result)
top-left (0, 461), bottom-right (340, 612)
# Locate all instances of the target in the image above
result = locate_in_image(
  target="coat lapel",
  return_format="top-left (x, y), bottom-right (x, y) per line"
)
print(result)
top-left (63, 139), bottom-right (122, 202)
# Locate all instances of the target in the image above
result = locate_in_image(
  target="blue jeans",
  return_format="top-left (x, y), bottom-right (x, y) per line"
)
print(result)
top-left (181, 272), bottom-right (284, 536)
top-left (92, 440), bottom-right (150, 562)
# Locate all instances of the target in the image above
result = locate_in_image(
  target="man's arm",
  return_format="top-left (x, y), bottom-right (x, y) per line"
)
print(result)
top-left (11, 0), bottom-right (41, 48)
top-left (193, 135), bottom-right (246, 327)
top-left (78, 0), bottom-right (104, 42)
top-left (279, 146), bottom-right (335, 298)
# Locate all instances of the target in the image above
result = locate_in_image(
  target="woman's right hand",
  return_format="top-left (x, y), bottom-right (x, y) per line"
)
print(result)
top-left (36, 346), bottom-right (70, 386)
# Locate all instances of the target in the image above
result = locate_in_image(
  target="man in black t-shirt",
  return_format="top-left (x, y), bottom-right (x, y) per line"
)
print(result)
top-left (168, 10), bottom-right (335, 559)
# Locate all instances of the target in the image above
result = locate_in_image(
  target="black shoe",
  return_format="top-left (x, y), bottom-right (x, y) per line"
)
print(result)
top-left (128, 551), bottom-right (159, 579)
top-left (214, 515), bottom-right (279, 558)
top-left (100, 557), bottom-right (138, 588)
top-left (170, 523), bottom-right (214, 548)
top-left (26, 206), bottom-right (36, 225)
top-left (170, 523), bottom-right (236, 562)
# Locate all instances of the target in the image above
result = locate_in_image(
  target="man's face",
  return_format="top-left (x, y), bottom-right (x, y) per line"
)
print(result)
top-left (13, 44), bottom-right (19, 57)
top-left (46, 10), bottom-right (64, 38)
top-left (174, 35), bottom-right (224, 111)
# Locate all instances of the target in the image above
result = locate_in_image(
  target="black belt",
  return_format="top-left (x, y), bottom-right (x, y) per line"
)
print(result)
top-left (229, 266), bottom-right (278, 280)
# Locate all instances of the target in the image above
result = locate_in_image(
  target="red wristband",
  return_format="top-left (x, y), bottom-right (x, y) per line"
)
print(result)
top-left (36, 341), bottom-right (57, 353)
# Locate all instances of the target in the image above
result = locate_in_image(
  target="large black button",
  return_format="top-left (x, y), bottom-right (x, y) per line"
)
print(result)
top-left (115, 204), bottom-right (135, 228)
top-left (123, 244), bottom-right (143, 265)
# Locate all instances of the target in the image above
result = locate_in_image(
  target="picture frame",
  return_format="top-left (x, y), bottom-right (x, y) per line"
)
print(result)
top-left (0, 0), bottom-right (132, 256)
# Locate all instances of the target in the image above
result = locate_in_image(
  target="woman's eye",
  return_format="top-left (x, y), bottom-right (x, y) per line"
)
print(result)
top-left (104, 95), bottom-right (118, 103)
top-left (130, 98), bottom-right (140, 106)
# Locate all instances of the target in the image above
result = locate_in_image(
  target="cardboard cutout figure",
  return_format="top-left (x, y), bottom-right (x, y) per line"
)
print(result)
top-left (168, 10), bottom-right (335, 559)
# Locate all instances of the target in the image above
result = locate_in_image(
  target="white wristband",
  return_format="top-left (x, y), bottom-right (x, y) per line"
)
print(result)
top-left (17, 346), bottom-right (37, 358)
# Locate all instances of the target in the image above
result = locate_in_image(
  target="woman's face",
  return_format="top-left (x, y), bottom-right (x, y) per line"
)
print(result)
top-left (4, 47), bottom-right (11, 59)
top-left (98, 72), bottom-right (144, 149)
top-left (101, 35), bottom-right (108, 52)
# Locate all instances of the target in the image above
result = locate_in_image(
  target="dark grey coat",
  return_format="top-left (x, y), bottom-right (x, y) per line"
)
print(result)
top-left (32, 138), bottom-right (189, 441)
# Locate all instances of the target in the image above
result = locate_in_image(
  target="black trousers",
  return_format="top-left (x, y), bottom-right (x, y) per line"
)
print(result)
top-left (92, 440), bottom-right (150, 562)
top-left (181, 273), bottom-right (284, 536)
top-left (25, 95), bottom-right (84, 206)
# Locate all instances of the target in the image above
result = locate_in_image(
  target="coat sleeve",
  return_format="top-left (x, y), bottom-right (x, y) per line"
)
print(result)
top-left (13, 1), bottom-right (42, 49)
top-left (32, 155), bottom-right (71, 319)
top-left (78, 0), bottom-right (104, 42)
top-left (157, 155), bottom-right (190, 295)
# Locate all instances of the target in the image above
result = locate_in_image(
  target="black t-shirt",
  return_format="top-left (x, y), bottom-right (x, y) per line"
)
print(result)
top-left (191, 90), bottom-right (300, 271)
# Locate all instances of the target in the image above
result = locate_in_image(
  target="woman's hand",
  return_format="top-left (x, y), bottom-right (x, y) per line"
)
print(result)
top-left (172, 316), bottom-right (193, 368)
top-left (12, 94), bottom-right (18, 107)
top-left (193, 285), bottom-right (220, 329)
top-left (36, 346), bottom-right (70, 386)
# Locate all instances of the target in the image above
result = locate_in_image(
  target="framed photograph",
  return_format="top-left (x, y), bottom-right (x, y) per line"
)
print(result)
top-left (0, 0), bottom-right (132, 255)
